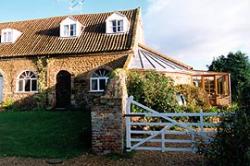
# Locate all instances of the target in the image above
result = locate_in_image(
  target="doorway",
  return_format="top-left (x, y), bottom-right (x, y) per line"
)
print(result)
top-left (56, 70), bottom-right (71, 108)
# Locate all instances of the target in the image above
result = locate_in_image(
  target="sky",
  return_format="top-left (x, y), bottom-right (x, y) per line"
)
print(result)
top-left (0, 0), bottom-right (249, 70)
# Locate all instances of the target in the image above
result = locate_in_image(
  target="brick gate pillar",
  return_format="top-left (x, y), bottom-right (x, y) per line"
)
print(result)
top-left (91, 69), bottom-right (127, 155)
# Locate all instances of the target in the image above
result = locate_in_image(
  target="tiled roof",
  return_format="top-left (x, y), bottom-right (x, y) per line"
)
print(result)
top-left (128, 44), bottom-right (193, 72)
top-left (0, 8), bottom-right (139, 58)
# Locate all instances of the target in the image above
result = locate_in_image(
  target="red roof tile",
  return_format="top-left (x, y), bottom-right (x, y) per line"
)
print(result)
top-left (0, 8), bottom-right (139, 58)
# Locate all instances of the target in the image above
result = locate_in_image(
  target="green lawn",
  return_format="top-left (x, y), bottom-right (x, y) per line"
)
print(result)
top-left (0, 110), bottom-right (91, 159)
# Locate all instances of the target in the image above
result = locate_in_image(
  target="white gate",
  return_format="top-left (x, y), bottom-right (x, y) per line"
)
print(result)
top-left (125, 96), bottom-right (222, 153)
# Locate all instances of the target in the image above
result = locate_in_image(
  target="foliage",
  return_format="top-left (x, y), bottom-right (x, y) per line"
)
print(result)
top-left (175, 84), bottom-right (210, 112)
top-left (1, 98), bottom-right (18, 112)
top-left (127, 71), bottom-right (180, 113)
top-left (0, 110), bottom-right (91, 159)
top-left (240, 81), bottom-right (250, 108)
top-left (208, 51), bottom-right (250, 106)
top-left (33, 56), bottom-right (49, 109)
top-left (201, 108), bottom-right (250, 166)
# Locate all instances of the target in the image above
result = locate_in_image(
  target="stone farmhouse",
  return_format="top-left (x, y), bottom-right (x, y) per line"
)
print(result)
top-left (0, 8), bottom-right (231, 109)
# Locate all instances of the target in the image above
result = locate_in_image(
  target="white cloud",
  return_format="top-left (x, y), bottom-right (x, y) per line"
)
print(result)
top-left (143, 0), bottom-right (250, 69)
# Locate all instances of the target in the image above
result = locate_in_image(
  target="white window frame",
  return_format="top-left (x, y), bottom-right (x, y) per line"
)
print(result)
top-left (2, 31), bottom-right (13, 43)
top-left (63, 23), bottom-right (77, 37)
top-left (16, 71), bottom-right (38, 93)
top-left (90, 69), bottom-right (110, 92)
top-left (90, 77), bottom-right (109, 92)
top-left (111, 20), bottom-right (124, 33)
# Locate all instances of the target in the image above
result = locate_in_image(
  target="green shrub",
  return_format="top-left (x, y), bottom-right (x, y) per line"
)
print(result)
top-left (201, 108), bottom-right (250, 166)
top-left (175, 84), bottom-right (211, 112)
top-left (34, 91), bottom-right (47, 110)
top-left (127, 71), bottom-right (180, 113)
top-left (2, 98), bottom-right (18, 112)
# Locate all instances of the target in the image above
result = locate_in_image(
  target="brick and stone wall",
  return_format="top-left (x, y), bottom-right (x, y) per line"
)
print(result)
top-left (0, 52), bottom-right (128, 109)
top-left (0, 58), bottom-right (39, 107)
top-left (91, 69), bottom-right (127, 154)
top-left (47, 53), bottom-right (128, 108)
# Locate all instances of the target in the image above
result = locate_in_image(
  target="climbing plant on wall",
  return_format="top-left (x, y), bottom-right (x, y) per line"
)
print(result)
top-left (33, 56), bottom-right (49, 109)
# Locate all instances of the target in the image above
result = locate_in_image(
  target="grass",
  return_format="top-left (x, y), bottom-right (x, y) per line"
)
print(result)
top-left (0, 110), bottom-right (91, 159)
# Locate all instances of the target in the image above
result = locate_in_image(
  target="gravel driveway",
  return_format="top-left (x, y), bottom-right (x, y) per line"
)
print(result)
top-left (0, 152), bottom-right (203, 166)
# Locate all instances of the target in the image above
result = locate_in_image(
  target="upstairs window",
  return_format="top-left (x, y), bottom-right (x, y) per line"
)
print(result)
top-left (1, 28), bottom-right (22, 43)
top-left (90, 69), bottom-right (110, 92)
top-left (3, 31), bottom-right (12, 42)
top-left (60, 17), bottom-right (83, 38)
top-left (112, 20), bottom-right (124, 33)
top-left (105, 12), bottom-right (129, 34)
top-left (17, 71), bottom-right (38, 93)
top-left (63, 24), bottom-right (76, 37)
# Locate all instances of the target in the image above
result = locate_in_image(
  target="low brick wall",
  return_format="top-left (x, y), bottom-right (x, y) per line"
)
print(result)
top-left (91, 69), bottom-right (127, 155)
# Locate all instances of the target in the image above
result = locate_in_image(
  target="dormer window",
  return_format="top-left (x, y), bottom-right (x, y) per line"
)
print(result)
top-left (112, 20), bottom-right (124, 33)
top-left (3, 31), bottom-right (12, 42)
top-left (1, 28), bottom-right (22, 43)
top-left (106, 12), bottom-right (130, 34)
top-left (60, 17), bottom-right (83, 38)
top-left (63, 24), bottom-right (76, 37)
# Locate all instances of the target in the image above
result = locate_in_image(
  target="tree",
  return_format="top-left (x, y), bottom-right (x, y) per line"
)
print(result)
top-left (208, 51), bottom-right (250, 106)
top-left (202, 108), bottom-right (250, 166)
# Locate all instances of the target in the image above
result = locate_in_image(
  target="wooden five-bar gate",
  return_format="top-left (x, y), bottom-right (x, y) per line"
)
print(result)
top-left (125, 96), bottom-right (222, 153)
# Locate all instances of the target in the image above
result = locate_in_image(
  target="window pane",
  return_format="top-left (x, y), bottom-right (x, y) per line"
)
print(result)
top-left (91, 79), bottom-right (98, 91)
top-left (7, 32), bottom-right (12, 41)
top-left (112, 20), bottom-right (117, 32)
top-left (204, 77), bottom-right (215, 95)
top-left (118, 25), bottom-right (123, 32)
top-left (18, 80), bottom-right (23, 91)
top-left (99, 79), bottom-right (106, 91)
top-left (25, 80), bottom-right (31, 91)
top-left (112, 20), bottom-right (117, 26)
top-left (118, 20), bottom-right (123, 26)
top-left (70, 24), bottom-right (76, 36)
top-left (64, 25), bottom-right (69, 36)
top-left (32, 80), bottom-right (37, 91)
top-left (3, 32), bottom-right (7, 42)
top-left (217, 78), bottom-right (224, 95)
top-left (118, 20), bottom-right (123, 32)
top-left (113, 27), bottom-right (117, 33)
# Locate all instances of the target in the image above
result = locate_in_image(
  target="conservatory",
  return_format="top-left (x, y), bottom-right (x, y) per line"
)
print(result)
top-left (128, 44), bottom-right (231, 106)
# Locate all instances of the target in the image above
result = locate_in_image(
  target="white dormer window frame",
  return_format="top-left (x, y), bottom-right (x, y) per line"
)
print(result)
top-left (3, 31), bottom-right (12, 42)
top-left (63, 23), bottom-right (77, 37)
top-left (106, 12), bottom-right (130, 34)
top-left (1, 28), bottom-right (22, 43)
top-left (111, 19), bottom-right (124, 33)
top-left (60, 17), bottom-right (83, 38)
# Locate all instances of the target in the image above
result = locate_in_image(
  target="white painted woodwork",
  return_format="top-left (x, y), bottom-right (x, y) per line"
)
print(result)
top-left (60, 17), bottom-right (83, 38)
top-left (126, 96), bottom-right (222, 153)
top-left (1, 28), bottom-right (22, 43)
top-left (105, 12), bottom-right (130, 34)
